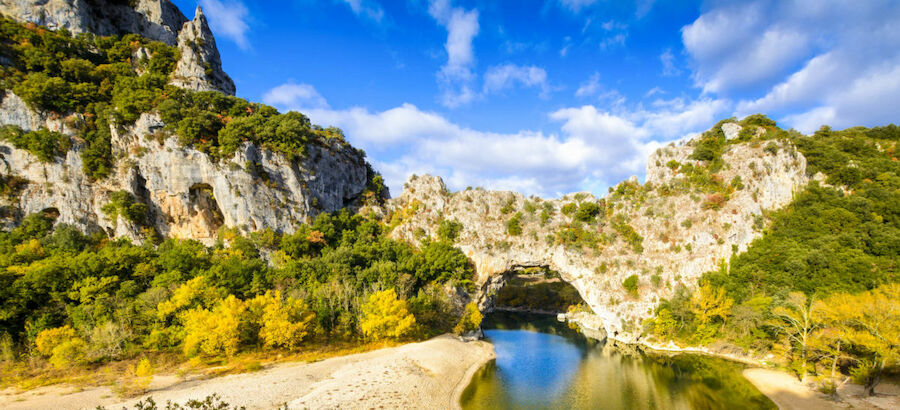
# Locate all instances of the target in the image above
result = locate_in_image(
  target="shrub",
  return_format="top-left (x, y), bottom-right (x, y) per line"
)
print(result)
top-left (702, 193), bottom-right (726, 210)
top-left (101, 190), bottom-right (148, 225)
top-left (574, 202), bottom-right (601, 223)
top-left (741, 113), bottom-right (777, 128)
top-left (0, 125), bottom-right (71, 162)
top-left (561, 203), bottom-right (577, 216)
top-left (437, 219), bottom-right (463, 242)
top-left (622, 274), bottom-right (639, 297)
top-left (506, 212), bottom-right (523, 236)
top-left (48, 338), bottom-right (88, 368)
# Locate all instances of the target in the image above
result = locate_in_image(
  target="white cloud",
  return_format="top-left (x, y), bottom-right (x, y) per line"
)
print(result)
top-left (645, 87), bottom-right (664, 97)
top-left (660, 48), bottom-right (680, 76)
top-left (780, 63), bottom-right (900, 133)
top-left (575, 72), bottom-right (601, 97)
top-left (599, 33), bottom-right (626, 50)
top-left (428, 0), bottom-right (480, 107)
top-left (264, 81), bottom-right (728, 197)
top-left (199, 0), bottom-right (250, 49)
top-left (483, 64), bottom-right (549, 96)
top-left (262, 83), bottom-right (329, 110)
top-left (682, 0), bottom-right (900, 132)
top-left (558, 0), bottom-right (599, 14)
top-left (681, 2), bottom-right (812, 93)
top-left (340, 0), bottom-right (384, 23)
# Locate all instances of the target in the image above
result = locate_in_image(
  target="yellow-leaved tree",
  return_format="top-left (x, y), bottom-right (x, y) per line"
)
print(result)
top-left (453, 302), bottom-right (483, 335)
top-left (34, 325), bottom-right (87, 368)
top-left (770, 292), bottom-right (819, 380)
top-left (250, 291), bottom-right (315, 350)
top-left (183, 295), bottom-right (246, 357)
top-left (360, 289), bottom-right (416, 340)
top-left (690, 284), bottom-right (733, 344)
top-left (815, 284), bottom-right (900, 396)
top-left (156, 276), bottom-right (224, 321)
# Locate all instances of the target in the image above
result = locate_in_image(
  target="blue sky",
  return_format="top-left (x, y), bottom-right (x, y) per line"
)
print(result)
top-left (172, 0), bottom-right (900, 198)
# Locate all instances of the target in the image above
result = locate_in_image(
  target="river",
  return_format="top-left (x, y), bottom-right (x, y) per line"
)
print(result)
top-left (460, 311), bottom-right (775, 409)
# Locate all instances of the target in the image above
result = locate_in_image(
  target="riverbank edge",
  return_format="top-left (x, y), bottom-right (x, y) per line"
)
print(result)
top-left (566, 314), bottom-right (898, 409)
top-left (450, 339), bottom-right (497, 410)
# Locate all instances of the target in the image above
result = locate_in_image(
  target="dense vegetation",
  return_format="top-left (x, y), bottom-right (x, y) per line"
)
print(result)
top-left (0, 210), bottom-right (476, 377)
top-left (648, 121), bottom-right (900, 394)
top-left (0, 17), bottom-right (360, 180)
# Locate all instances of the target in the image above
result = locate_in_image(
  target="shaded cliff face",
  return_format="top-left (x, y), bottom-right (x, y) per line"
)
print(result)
top-left (0, 92), bottom-right (369, 243)
top-left (381, 124), bottom-right (808, 341)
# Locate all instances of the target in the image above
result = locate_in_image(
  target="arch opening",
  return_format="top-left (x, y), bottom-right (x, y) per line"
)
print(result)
top-left (483, 266), bottom-right (592, 316)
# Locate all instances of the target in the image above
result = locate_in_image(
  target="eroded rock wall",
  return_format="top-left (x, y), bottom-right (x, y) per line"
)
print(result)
top-left (0, 92), bottom-right (369, 244)
top-left (382, 126), bottom-right (808, 342)
top-left (0, 0), bottom-right (234, 95)
top-left (0, 0), bottom-right (187, 45)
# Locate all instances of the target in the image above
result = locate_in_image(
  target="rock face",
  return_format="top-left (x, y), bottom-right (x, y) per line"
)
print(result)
top-left (0, 92), bottom-right (368, 243)
top-left (170, 6), bottom-right (236, 95)
top-left (0, 0), bottom-right (234, 95)
top-left (0, 0), bottom-right (187, 45)
top-left (382, 132), bottom-right (808, 342)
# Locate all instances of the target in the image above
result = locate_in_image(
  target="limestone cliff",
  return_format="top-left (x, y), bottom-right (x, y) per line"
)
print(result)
top-left (0, 0), bottom-right (187, 45)
top-left (0, 0), bottom-right (235, 95)
top-left (169, 6), bottom-right (236, 95)
top-left (0, 91), bottom-right (369, 243)
top-left (379, 123), bottom-right (808, 342)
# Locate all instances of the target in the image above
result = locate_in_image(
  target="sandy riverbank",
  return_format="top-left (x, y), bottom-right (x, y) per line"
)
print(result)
top-left (743, 368), bottom-right (900, 410)
top-left (0, 334), bottom-right (495, 410)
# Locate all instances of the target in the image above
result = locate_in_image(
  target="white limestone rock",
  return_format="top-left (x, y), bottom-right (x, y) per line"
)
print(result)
top-left (0, 92), bottom-right (369, 244)
top-left (722, 122), bottom-right (742, 140)
top-left (381, 131), bottom-right (809, 343)
top-left (0, 0), bottom-right (187, 45)
top-left (169, 6), bottom-right (236, 95)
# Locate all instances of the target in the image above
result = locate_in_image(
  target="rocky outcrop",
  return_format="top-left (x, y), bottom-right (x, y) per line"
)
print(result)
top-left (0, 0), bottom-right (187, 45)
top-left (1, 1), bottom-right (235, 95)
top-left (0, 92), bottom-right (368, 243)
top-left (170, 6), bottom-right (236, 95)
top-left (380, 130), bottom-right (808, 343)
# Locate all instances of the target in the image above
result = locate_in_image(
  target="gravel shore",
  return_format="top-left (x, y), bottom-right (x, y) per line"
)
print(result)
top-left (0, 335), bottom-right (495, 410)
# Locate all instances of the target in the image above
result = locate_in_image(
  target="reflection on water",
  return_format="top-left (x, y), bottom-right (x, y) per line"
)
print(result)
top-left (460, 312), bottom-right (775, 410)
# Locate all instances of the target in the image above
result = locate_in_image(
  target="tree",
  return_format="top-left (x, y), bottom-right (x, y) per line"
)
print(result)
top-left (251, 291), bottom-right (315, 350)
top-left (653, 308), bottom-right (677, 340)
top-left (35, 326), bottom-right (77, 357)
top-left (690, 284), bottom-right (733, 344)
top-left (453, 302), bottom-right (482, 335)
top-left (691, 284), bottom-right (734, 325)
top-left (770, 292), bottom-right (819, 380)
top-left (815, 284), bottom-right (900, 395)
top-left (360, 289), bottom-right (416, 341)
top-left (182, 295), bottom-right (246, 358)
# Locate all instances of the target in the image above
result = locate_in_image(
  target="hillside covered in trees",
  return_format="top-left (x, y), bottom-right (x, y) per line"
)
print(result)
top-left (647, 122), bottom-right (900, 395)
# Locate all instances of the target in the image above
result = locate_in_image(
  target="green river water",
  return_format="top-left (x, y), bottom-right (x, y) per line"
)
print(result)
top-left (460, 312), bottom-right (775, 409)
